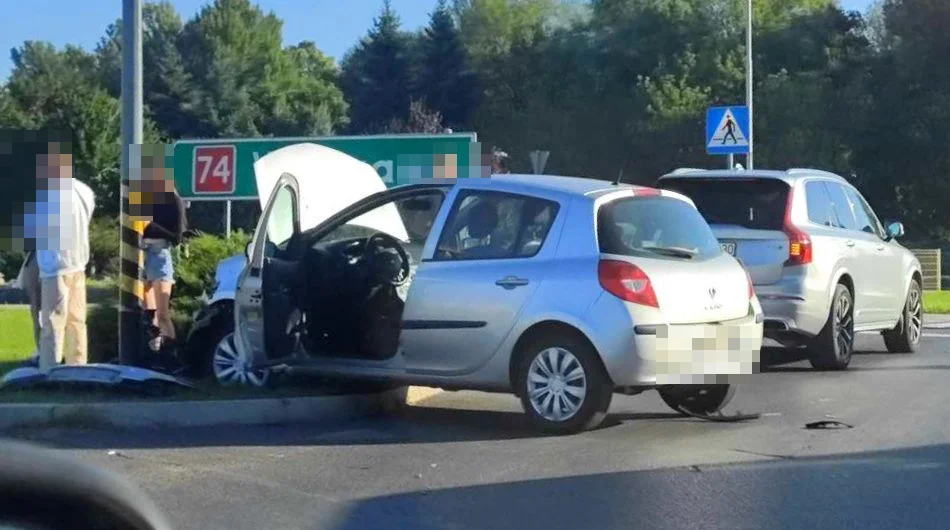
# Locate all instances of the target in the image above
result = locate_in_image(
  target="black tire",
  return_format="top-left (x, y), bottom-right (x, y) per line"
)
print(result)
top-left (808, 283), bottom-right (855, 370)
top-left (187, 315), bottom-right (234, 380)
top-left (658, 384), bottom-right (736, 416)
top-left (883, 279), bottom-right (922, 354)
top-left (515, 332), bottom-right (613, 434)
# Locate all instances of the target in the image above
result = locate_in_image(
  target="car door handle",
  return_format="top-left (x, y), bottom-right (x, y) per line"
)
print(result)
top-left (846, 240), bottom-right (855, 247)
top-left (496, 276), bottom-right (529, 289)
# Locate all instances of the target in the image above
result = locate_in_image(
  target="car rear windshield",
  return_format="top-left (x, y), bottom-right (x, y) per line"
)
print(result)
top-left (597, 196), bottom-right (722, 260)
top-left (658, 177), bottom-right (790, 231)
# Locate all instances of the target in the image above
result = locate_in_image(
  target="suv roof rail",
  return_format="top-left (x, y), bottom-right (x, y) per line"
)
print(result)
top-left (669, 168), bottom-right (706, 175)
top-left (787, 168), bottom-right (845, 180)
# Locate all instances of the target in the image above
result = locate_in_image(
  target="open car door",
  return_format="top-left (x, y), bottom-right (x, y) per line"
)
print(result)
top-left (234, 174), bottom-right (302, 366)
top-left (235, 143), bottom-right (405, 367)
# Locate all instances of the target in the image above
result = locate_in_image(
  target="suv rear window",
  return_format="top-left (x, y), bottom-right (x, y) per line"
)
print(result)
top-left (597, 196), bottom-right (721, 260)
top-left (659, 177), bottom-right (789, 231)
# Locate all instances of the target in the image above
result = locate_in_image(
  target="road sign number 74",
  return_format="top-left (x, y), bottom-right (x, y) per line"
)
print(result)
top-left (197, 154), bottom-right (231, 184)
top-left (193, 145), bottom-right (236, 194)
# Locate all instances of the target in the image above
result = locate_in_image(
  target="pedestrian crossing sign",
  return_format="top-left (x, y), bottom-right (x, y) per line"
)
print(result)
top-left (706, 106), bottom-right (750, 155)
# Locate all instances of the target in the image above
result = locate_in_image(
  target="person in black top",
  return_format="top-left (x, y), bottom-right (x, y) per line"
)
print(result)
top-left (141, 155), bottom-right (187, 352)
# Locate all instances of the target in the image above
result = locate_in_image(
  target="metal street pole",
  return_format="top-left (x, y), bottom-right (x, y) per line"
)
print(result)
top-left (225, 200), bottom-right (232, 237)
top-left (746, 0), bottom-right (754, 169)
top-left (727, 153), bottom-right (734, 170)
top-left (119, 0), bottom-right (144, 366)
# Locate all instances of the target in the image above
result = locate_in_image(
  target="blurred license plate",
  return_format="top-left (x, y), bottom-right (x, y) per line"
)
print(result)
top-left (720, 241), bottom-right (736, 255)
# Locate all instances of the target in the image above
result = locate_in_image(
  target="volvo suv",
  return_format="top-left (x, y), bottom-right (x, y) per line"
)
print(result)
top-left (657, 168), bottom-right (922, 371)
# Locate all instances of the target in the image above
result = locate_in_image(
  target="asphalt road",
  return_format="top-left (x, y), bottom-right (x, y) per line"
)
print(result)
top-left (10, 320), bottom-right (950, 530)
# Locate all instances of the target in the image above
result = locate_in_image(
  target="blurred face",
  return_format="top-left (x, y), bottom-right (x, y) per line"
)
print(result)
top-left (35, 148), bottom-right (73, 184)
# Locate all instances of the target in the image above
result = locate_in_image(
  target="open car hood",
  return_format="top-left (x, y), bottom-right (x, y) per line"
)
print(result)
top-left (253, 143), bottom-right (408, 241)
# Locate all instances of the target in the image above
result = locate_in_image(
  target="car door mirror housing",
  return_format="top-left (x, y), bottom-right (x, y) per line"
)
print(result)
top-left (886, 221), bottom-right (905, 240)
top-left (245, 241), bottom-right (253, 259)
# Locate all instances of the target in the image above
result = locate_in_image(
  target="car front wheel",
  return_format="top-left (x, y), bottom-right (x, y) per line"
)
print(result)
top-left (516, 334), bottom-right (612, 434)
top-left (883, 279), bottom-right (922, 354)
top-left (212, 332), bottom-right (270, 388)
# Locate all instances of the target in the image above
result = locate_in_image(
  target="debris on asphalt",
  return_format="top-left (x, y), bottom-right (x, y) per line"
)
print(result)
top-left (805, 420), bottom-right (853, 430)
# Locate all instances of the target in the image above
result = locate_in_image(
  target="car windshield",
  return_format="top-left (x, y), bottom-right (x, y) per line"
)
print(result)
top-left (659, 178), bottom-right (790, 231)
top-left (597, 196), bottom-right (722, 260)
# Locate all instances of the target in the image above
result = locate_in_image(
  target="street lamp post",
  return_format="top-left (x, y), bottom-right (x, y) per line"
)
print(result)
top-left (119, 0), bottom-right (145, 366)
top-left (746, 0), bottom-right (754, 169)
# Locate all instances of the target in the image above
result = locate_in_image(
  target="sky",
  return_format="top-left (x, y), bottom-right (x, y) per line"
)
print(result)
top-left (1, 0), bottom-right (875, 82)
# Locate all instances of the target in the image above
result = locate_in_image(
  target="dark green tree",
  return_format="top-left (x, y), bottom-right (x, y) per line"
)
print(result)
top-left (340, 1), bottom-right (413, 133)
top-left (415, 0), bottom-right (478, 128)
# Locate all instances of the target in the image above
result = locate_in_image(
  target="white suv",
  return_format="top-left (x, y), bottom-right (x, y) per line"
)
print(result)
top-left (658, 168), bottom-right (923, 370)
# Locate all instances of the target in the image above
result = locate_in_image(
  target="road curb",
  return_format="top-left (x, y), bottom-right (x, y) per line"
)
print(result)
top-left (0, 388), bottom-right (408, 431)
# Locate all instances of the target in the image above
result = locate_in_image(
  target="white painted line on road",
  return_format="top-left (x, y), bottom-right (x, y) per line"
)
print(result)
top-left (922, 333), bottom-right (950, 338)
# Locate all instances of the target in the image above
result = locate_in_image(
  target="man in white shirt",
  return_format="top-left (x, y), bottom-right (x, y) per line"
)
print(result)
top-left (30, 141), bottom-right (95, 371)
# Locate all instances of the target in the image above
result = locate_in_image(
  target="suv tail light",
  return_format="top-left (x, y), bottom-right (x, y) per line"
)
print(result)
top-left (783, 191), bottom-right (812, 266)
top-left (598, 260), bottom-right (659, 308)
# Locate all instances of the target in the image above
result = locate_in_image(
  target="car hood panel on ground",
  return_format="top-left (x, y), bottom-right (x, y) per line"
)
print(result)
top-left (253, 143), bottom-right (409, 241)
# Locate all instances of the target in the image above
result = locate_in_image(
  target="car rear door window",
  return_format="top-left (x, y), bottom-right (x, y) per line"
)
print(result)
top-left (805, 181), bottom-right (838, 227)
top-left (845, 186), bottom-right (885, 238)
top-left (658, 178), bottom-right (789, 230)
top-left (435, 190), bottom-right (559, 260)
top-left (823, 182), bottom-right (857, 231)
top-left (598, 196), bottom-right (722, 260)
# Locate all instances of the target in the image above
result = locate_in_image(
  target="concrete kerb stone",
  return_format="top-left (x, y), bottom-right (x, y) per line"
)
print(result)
top-left (0, 387), bottom-right (413, 431)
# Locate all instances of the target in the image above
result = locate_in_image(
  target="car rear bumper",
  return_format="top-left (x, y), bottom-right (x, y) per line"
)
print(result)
top-left (755, 277), bottom-right (828, 337)
top-left (607, 303), bottom-right (763, 387)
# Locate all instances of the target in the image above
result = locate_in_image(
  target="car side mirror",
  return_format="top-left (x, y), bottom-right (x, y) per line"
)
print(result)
top-left (245, 241), bottom-right (253, 259)
top-left (886, 221), bottom-right (905, 240)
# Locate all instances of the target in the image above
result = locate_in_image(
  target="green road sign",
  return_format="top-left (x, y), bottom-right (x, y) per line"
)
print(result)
top-left (173, 132), bottom-right (478, 200)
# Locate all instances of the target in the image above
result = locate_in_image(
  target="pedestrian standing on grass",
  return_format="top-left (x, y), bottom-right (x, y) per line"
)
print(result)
top-left (31, 138), bottom-right (95, 372)
top-left (141, 151), bottom-right (187, 353)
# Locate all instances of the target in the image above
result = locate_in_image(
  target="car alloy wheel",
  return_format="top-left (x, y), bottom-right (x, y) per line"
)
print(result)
top-left (526, 347), bottom-right (588, 422)
top-left (833, 290), bottom-right (854, 363)
top-left (907, 286), bottom-right (922, 346)
top-left (212, 332), bottom-right (269, 387)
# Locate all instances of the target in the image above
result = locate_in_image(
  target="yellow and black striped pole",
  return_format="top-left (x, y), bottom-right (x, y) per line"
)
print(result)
top-left (119, 146), bottom-right (146, 366)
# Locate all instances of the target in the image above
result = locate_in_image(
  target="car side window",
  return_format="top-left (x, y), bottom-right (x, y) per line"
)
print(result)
top-left (823, 182), bottom-right (857, 231)
top-left (265, 184), bottom-right (297, 256)
top-left (845, 187), bottom-right (885, 239)
top-left (805, 181), bottom-right (838, 228)
top-left (435, 190), bottom-right (559, 261)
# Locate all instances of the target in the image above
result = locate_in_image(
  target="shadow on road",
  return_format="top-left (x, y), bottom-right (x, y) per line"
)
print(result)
top-left (2, 405), bottom-right (687, 451)
top-left (329, 442), bottom-right (950, 530)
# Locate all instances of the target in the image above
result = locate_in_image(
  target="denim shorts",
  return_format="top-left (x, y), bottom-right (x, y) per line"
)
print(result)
top-left (144, 245), bottom-right (175, 284)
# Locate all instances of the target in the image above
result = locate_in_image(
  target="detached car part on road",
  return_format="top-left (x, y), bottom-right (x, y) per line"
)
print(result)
top-left (189, 143), bottom-right (764, 434)
top-left (658, 168), bottom-right (923, 371)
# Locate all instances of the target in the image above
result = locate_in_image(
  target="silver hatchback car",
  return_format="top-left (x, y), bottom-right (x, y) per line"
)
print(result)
top-left (658, 168), bottom-right (923, 371)
top-left (224, 144), bottom-right (763, 433)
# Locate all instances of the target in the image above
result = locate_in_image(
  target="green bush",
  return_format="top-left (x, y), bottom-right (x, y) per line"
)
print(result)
top-left (86, 304), bottom-right (193, 363)
top-left (0, 251), bottom-right (25, 283)
top-left (88, 216), bottom-right (120, 279)
top-left (174, 230), bottom-right (250, 301)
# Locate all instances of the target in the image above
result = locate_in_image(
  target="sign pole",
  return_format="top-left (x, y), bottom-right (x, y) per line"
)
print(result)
top-left (225, 200), bottom-right (232, 238)
top-left (119, 0), bottom-right (144, 366)
top-left (746, 0), bottom-right (754, 169)
top-left (727, 154), bottom-right (734, 170)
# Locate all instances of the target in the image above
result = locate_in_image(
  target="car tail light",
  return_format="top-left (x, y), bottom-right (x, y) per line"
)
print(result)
top-left (598, 260), bottom-right (659, 308)
top-left (783, 191), bottom-right (812, 266)
top-left (633, 187), bottom-right (661, 197)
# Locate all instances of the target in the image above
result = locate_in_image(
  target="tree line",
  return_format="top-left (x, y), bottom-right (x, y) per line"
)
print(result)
top-left (1, 0), bottom-right (948, 241)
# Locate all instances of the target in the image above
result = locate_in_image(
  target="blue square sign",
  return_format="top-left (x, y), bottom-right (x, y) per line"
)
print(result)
top-left (706, 106), bottom-right (750, 155)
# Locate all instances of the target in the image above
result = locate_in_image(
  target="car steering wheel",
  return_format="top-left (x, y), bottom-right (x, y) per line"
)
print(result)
top-left (362, 232), bottom-right (412, 286)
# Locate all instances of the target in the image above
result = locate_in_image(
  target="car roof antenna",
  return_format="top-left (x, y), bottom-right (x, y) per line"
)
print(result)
top-left (613, 169), bottom-right (624, 185)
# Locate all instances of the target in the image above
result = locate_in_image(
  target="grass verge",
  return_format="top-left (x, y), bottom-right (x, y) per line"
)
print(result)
top-left (924, 291), bottom-right (950, 314)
